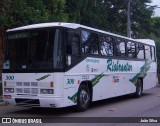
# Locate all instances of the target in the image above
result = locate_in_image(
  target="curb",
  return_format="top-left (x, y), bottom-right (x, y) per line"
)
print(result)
top-left (0, 101), bottom-right (7, 106)
top-left (0, 98), bottom-right (7, 106)
top-left (156, 85), bottom-right (160, 88)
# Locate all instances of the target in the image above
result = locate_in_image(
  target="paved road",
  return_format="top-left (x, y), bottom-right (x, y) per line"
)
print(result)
top-left (0, 86), bottom-right (160, 126)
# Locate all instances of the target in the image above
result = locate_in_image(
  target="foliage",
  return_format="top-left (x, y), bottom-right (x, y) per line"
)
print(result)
top-left (0, 0), bottom-right (67, 29)
top-left (66, 0), bottom-right (108, 30)
top-left (131, 0), bottom-right (154, 38)
top-left (42, 0), bottom-right (68, 22)
top-left (0, 0), bottom-right (155, 34)
top-left (148, 17), bottom-right (160, 69)
top-left (103, 0), bottom-right (154, 37)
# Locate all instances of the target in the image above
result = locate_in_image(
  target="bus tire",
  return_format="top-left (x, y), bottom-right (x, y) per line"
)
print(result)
top-left (76, 85), bottom-right (90, 112)
top-left (134, 79), bottom-right (143, 98)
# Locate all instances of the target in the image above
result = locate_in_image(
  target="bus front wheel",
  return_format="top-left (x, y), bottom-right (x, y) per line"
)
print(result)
top-left (76, 85), bottom-right (91, 111)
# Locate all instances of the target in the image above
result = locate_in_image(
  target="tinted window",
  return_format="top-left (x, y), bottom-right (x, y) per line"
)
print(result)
top-left (81, 30), bottom-right (98, 54)
top-left (67, 30), bottom-right (80, 55)
top-left (7, 33), bottom-right (28, 68)
top-left (72, 33), bottom-right (80, 55)
top-left (5, 29), bottom-right (62, 70)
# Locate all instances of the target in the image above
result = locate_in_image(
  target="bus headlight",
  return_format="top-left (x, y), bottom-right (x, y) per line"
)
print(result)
top-left (4, 88), bottom-right (14, 93)
top-left (40, 89), bottom-right (54, 94)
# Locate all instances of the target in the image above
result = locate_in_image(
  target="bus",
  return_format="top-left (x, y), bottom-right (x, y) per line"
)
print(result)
top-left (2, 22), bottom-right (157, 111)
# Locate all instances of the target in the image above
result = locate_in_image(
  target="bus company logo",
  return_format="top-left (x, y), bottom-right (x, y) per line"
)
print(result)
top-left (107, 59), bottom-right (132, 72)
top-left (2, 118), bottom-right (11, 123)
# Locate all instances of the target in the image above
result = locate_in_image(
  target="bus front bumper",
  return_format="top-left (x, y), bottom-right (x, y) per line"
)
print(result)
top-left (3, 95), bottom-right (63, 108)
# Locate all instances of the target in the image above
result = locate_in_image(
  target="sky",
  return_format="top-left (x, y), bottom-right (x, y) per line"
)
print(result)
top-left (149, 0), bottom-right (160, 16)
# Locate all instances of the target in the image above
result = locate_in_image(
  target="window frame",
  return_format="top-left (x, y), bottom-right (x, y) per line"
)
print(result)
top-left (66, 29), bottom-right (81, 56)
top-left (151, 46), bottom-right (156, 61)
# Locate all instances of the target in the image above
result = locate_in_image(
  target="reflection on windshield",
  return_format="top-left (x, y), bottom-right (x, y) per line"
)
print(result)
top-left (4, 29), bottom-right (63, 70)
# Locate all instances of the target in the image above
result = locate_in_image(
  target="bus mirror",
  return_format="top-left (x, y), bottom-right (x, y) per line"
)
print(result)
top-left (67, 55), bottom-right (71, 66)
top-left (3, 60), bottom-right (10, 69)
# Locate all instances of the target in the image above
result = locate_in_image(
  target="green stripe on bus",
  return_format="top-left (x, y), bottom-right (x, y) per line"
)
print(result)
top-left (68, 73), bottom-right (105, 103)
top-left (129, 59), bottom-right (153, 86)
top-left (36, 74), bottom-right (51, 81)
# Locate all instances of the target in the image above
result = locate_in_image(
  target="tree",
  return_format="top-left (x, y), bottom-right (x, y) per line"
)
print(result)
top-left (130, 0), bottom-right (154, 38)
top-left (43, 0), bottom-right (68, 22)
top-left (5, 0), bottom-right (49, 28)
top-left (66, 0), bottom-right (108, 30)
top-left (103, 0), bottom-right (154, 37)
top-left (0, 0), bottom-right (69, 29)
top-left (148, 17), bottom-right (160, 69)
top-left (150, 17), bottom-right (160, 37)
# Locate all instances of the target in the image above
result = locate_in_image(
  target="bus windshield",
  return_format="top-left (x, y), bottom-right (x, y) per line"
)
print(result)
top-left (4, 28), bottom-right (63, 70)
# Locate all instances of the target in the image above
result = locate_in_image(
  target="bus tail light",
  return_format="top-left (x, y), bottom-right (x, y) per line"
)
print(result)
top-left (3, 95), bottom-right (12, 99)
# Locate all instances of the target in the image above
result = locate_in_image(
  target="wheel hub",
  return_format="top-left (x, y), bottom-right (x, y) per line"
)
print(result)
top-left (80, 90), bottom-right (89, 105)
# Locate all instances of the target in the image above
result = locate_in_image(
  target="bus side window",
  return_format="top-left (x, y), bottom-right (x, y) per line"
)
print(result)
top-left (67, 30), bottom-right (80, 55)
top-left (115, 39), bottom-right (126, 57)
top-left (126, 41), bottom-right (136, 58)
top-left (151, 46), bottom-right (155, 61)
top-left (145, 45), bottom-right (151, 60)
top-left (81, 30), bottom-right (98, 54)
top-left (137, 43), bottom-right (144, 59)
top-left (72, 33), bottom-right (80, 55)
top-left (100, 35), bottom-right (113, 56)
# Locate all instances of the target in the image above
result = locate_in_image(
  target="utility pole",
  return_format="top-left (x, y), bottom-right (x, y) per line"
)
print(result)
top-left (127, 0), bottom-right (131, 38)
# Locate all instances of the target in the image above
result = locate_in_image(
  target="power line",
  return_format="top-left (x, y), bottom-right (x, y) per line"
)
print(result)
top-left (145, 4), bottom-right (160, 8)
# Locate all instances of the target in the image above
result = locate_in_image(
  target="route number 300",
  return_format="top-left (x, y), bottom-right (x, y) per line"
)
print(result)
top-left (66, 79), bottom-right (74, 84)
top-left (5, 75), bottom-right (14, 80)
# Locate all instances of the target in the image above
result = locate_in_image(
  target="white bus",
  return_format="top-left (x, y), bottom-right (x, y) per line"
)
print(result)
top-left (2, 22), bottom-right (157, 111)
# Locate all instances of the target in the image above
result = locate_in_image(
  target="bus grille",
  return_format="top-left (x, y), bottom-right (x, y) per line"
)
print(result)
top-left (15, 98), bottom-right (40, 107)
top-left (16, 82), bottom-right (38, 94)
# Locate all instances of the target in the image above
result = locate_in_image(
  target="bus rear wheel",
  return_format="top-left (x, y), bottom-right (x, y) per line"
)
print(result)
top-left (76, 85), bottom-right (91, 112)
top-left (134, 79), bottom-right (143, 98)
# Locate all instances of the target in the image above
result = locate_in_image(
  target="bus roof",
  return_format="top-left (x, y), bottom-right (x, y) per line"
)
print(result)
top-left (134, 39), bottom-right (155, 46)
top-left (6, 22), bottom-right (155, 46)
